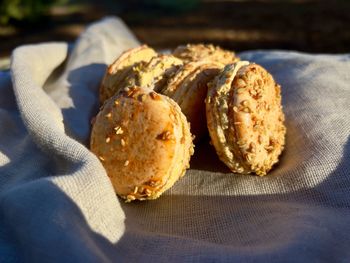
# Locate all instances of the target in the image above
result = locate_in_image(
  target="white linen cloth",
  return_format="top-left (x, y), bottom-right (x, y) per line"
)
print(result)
top-left (0, 17), bottom-right (349, 262)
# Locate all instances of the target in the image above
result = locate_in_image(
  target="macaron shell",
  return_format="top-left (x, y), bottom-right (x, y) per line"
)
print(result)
top-left (90, 87), bottom-right (193, 201)
top-left (173, 43), bottom-right (239, 64)
top-left (230, 64), bottom-right (286, 175)
top-left (99, 45), bottom-right (157, 104)
top-left (206, 61), bottom-right (286, 175)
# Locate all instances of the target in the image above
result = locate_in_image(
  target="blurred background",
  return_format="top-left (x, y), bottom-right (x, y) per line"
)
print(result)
top-left (1, 0), bottom-right (350, 67)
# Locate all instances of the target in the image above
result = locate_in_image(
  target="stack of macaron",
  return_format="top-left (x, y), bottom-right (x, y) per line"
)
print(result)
top-left (90, 44), bottom-right (286, 202)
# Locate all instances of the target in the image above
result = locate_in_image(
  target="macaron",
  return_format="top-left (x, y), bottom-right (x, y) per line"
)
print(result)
top-left (99, 45), bottom-right (157, 104)
top-left (90, 86), bottom-right (194, 201)
top-left (162, 60), bottom-right (225, 141)
top-left (173, 43), bottom-right (239, 64)
top-left (206, 61), bottom-right (286, 176)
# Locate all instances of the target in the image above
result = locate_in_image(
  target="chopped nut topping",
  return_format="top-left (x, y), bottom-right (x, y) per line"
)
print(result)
top-left (114, 126), bottom-right (124, 135)
top-left (133, 186), bottom-right (138, 194)
top-left (245, 154), bottom-right (252, 162)
top-left (237, 167), bottom-right (244, 173)
top-left (242, 107), bottom-right (251, 113)
top-left (236, 78), bottom-right (246, 87)
top-left (147, 180), bottom-right (161, 187)
top-left (265, 145), bottom-right (274, 152)
top-left (250, 89), bottom-right (257, 96)
top-left (126, 194), bottom-right (135, 202)
top-left (241, 100), bottom-right (248, 106)
top-left (149, 91), bottom-right (161, 100)
top-left (157, 130), bottom-right (174, 141)
top-left (124, 87), bottom-right (138, 98)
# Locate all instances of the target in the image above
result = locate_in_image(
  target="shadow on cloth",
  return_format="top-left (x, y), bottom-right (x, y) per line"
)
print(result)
top-left (63, 63), bottom-right (106, 145)
top-left (112, 136), bottom-right (350, 261)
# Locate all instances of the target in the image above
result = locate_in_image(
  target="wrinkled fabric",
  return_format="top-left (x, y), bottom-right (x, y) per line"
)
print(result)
top-left (0, 17), bottom-right (349, 263)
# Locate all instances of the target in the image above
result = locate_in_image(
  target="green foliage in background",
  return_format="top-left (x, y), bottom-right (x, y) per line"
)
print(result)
top-left (0, 0), bottom-right (67, 25)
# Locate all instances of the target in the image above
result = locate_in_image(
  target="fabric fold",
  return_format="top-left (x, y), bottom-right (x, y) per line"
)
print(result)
top-left (1, 17), bottom-right (140, 262)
